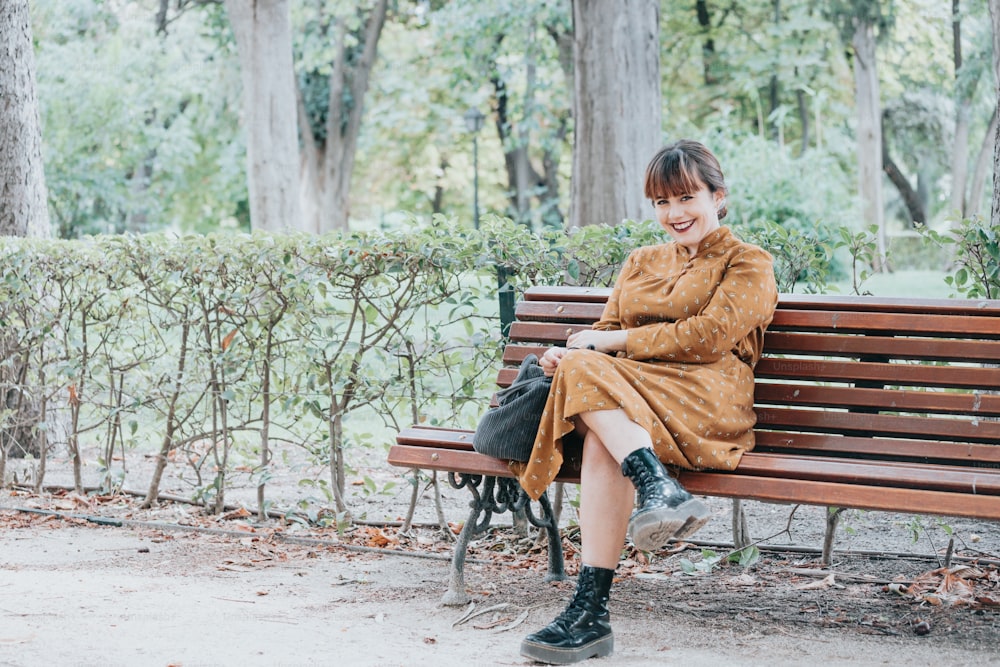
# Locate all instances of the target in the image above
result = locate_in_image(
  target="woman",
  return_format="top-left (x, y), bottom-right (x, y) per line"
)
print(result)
top-left (519, 140), bottom-right (778, 664)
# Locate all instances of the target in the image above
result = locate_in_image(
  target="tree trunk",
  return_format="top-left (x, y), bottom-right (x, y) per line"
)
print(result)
top-left (571, 0), bottom-right (660, 228)
top-left (950, 0), bottom-right (979, 223)
top-left (224, 0), bottom-right (303, 232)
top-left (0, 0), bottom-right (50, 237)
top-left (0, 1), bottom-right (50, 479)
top-left (851, 17), bottom-right (886, 268)
top-left (968, 107), bottom-right (998, 218)
top-left (882, 114), bottom-right (926, 225)
top-left (989, 0), bottom-right (1000, 230)
top-left (299, 0), bottom-right (389, 234)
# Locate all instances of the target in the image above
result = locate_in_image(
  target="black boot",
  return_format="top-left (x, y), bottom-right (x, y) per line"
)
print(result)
top-left (621, 447), bottom-right (709, 551)
top-left (520, 565), bottom-right (615, 664)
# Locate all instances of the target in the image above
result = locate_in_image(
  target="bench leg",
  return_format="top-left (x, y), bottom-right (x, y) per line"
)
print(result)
top-left (441, 475), bottom-right (495, 606)
top-left (534, 491), bottom-right (566, 582)
top-left (440, 474), bottom-right (568, 606)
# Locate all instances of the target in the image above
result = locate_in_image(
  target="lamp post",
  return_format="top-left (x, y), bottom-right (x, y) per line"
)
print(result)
top-left (463, 107), bottom-right (485, 229)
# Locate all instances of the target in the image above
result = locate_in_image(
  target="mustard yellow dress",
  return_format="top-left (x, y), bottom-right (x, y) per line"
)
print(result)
top-left (518, 227), bottom-right (778, 501)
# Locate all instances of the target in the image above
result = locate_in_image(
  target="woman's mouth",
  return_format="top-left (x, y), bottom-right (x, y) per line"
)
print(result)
top-left (671, 220), bottom-right (695, 233)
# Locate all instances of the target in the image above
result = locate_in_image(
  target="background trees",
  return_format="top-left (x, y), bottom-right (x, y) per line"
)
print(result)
top-left (16, 0), bottom-right (1000, 246)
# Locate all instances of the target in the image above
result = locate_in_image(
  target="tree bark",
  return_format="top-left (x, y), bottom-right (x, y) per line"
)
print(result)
top-left (950, 0), bottom-right (980, 222)
top-left (570, 0), bottom-right (660, 228)
top-left (968, 107), bottom-right (998, 218)
top-left (0, 1), bottom-right (51, 477)
top-left (990, 0), bottom-right (1000, 230)
top-left (299, 0), bottom-right (389, 234)
top-left (851, 17), bottom-right (886, 268)
top-left (882, 112), bottom-right (925, 225)
top-left (224, 0), bottom-right (303, 232)
top-left (0, 0), bottom-right (50, 237)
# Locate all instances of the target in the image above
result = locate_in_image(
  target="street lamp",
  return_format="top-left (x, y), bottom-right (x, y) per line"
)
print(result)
top-left (463, 107), bottom-right (485, 229)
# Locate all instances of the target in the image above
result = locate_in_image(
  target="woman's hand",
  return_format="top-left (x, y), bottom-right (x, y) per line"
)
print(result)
top-left (538, 347), bottom-right (567, 377)
top-left (566, 329), bottom-right (627, 354)
top-left (539, 331), bottom-right (627, 376)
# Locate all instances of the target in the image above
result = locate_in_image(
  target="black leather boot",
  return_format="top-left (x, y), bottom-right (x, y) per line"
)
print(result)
top-left (621, 447), bottom-right (710, 551)
top-left (520, 565), bottom-right (615, 664)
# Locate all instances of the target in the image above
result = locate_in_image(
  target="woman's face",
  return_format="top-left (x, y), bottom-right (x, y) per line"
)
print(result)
top-left (651, 179), bottom-right (725, 255)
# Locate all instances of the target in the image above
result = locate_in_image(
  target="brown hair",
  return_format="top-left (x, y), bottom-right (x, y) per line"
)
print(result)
top-left (643, 140), bottom-right (728, 220)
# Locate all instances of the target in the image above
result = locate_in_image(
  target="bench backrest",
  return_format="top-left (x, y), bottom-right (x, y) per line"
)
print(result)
top-left (500, 286), bottom-right (1000, 469)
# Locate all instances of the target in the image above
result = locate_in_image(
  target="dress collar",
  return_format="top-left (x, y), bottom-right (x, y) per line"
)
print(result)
top-left (678, 226), bottom-right (733, 258)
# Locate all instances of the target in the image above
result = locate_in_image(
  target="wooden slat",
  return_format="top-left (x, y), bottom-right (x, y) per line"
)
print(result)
top-left (676, 472), bottom-right (1000, 521)
top-left (507, 321), bottom-right (591, 345)
top-left (754, 383), bottom-right (1000, 417)
top-left (762, 331), bottom-right (1000, 363)
top-left (755, 358), bottom-right (1000, 390)
top-left (754, 406), bottom-right (1000, 444)
top-left (524, 286), bottom-right (612, 303)
top-left (772, 293), bottom-right (1000, 317)
top-left (515, 300), bottom-right (607, 323)
top-left (734, 452), bottom-right (1000, 495)
top-left (770, 309), bottom-right (1000, 338)
top-left (753, 430), bottom-right (1000, 465)
top-left (523, 288), bottom-right (1000, 317)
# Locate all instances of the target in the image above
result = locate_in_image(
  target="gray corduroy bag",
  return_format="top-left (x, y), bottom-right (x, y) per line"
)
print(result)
top-left (472, 354), bottom-right (552, 462)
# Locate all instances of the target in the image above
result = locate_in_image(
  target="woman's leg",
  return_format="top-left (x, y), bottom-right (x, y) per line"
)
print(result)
top-left (577, 428), bottom-right (634, 569)
top-left (576, 408), bottom-right (710, 551)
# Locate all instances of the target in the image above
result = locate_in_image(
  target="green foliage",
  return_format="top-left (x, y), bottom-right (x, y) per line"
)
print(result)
top-left (918, 216), bottom-right (1000, 299)
top-left (680, 545), bottom-right (761, 574)
top-left (742, 221), bottom-right (833, 293)
top-left (833, 225), bottom-right (883, 295)
top-left (32, 0), bottom-right (247, 237)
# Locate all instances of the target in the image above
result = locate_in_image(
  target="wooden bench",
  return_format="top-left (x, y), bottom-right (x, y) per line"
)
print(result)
top-left (389, 285), bottom-right (1000, 605)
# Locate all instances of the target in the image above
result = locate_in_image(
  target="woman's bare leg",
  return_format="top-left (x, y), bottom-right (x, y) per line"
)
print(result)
top-left (577, 428), bottom-right (634, 569)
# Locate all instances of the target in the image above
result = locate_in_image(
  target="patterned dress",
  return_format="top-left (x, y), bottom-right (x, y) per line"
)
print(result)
top-left (518, 227), bottom-right (778, 501)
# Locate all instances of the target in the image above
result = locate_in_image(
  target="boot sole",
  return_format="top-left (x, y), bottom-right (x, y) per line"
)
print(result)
top-left (520, 634), bottom-right (614, 665)
top-left (628, 498), bottom-right (710, 551)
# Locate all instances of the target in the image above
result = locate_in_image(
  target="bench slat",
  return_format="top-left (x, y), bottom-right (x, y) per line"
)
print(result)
top-left (754, 383), bottom-right (1000, 417)
top-left (522, 287), bottom-right (1000, 318)
top-left (735, 452), bottom-right (1000, 495)
top-left (755, 358), bottom-right (1000, 390)
top-left (755, 406), bottom-right (1000, 443)
top-left (676, 472), bottom-right (1000, 521)
top-left (754, 430), bottom-right (1000, 465)
top-left (763, 331), bottom-right (1000, 363)
top-left (769, 309), bottom-right (1000, 338)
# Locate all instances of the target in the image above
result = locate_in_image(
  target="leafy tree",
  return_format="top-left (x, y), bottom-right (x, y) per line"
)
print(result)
top-left (33, 0), bottom-right (248, 236)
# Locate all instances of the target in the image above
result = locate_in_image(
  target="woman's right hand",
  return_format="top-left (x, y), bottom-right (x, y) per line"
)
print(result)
top-left (538, 347), bottom-right (567, 377)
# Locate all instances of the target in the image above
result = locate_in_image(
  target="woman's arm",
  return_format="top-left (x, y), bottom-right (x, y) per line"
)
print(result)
top-left (624, 246), bottom-right (778, 364)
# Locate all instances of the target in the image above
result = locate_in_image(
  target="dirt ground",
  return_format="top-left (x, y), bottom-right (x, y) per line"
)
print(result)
top-left (2, 477), bottom-right (1000, 667)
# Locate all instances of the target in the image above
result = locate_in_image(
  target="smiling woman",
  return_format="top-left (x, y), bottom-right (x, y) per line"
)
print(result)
top-left (518, 140), bottom-right (779, 664)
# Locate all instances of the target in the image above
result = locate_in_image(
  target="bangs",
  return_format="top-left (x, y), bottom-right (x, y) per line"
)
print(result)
top-left (644, 150), bottom-right (707, 199)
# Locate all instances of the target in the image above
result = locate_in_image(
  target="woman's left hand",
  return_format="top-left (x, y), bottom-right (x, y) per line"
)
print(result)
top-left (566, 330), bottom-right (627, 354)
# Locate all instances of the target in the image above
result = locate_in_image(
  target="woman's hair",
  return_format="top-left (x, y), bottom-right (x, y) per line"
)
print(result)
top-left (643, 140), bottom-right (728, 220)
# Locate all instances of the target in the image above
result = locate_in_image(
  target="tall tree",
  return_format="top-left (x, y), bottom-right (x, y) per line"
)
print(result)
top-left (0, 0), bottom-right (50, 467)
top-left (990, 0), bottom-right (1000, 229)
top-left (828, 0), bottom-right (891, 268)
top-left (949, 0), bottom-right (985, 220)
top-left (0, 0), bottom-right (50, 237)
top-left (570, 0), bottom-right (660, 228)
top-left (225, 0), bottom-right (303, 232)
top-left (297, 0), bottom-right (389, 233)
